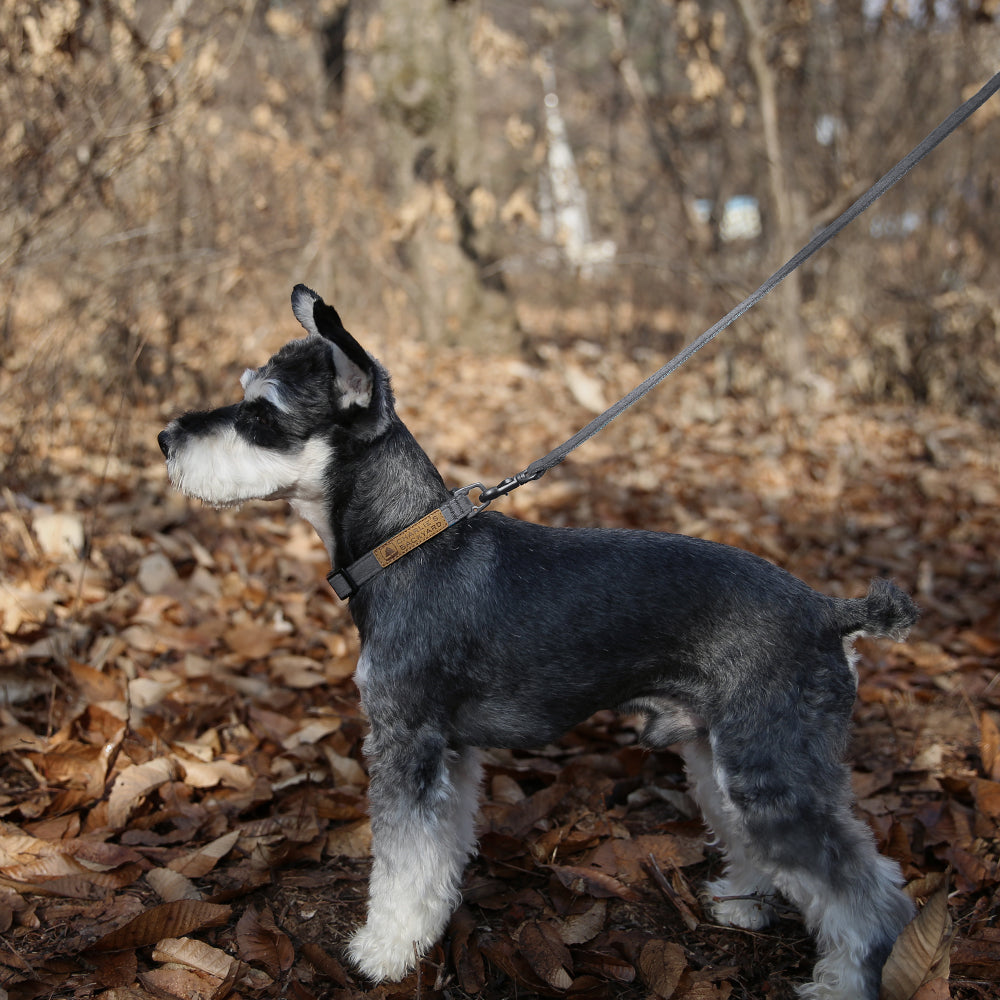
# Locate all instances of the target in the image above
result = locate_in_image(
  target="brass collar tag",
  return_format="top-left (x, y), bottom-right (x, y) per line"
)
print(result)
top-left (373, 508), bottom-right (449, 568)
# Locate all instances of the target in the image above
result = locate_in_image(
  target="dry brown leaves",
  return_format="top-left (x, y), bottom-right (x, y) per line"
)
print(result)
top-left (1, 332), bottom-right (999, 1000)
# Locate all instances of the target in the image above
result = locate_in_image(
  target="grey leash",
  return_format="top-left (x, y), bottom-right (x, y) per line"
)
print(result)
top-left (475, 68), bottom-right (1000, 505)
top-left (329, 69), bottom-right (1000, 600)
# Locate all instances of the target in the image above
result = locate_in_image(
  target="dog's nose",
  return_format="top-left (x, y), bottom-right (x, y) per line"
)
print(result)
top-left (157, 430), bottom-right (171, 458)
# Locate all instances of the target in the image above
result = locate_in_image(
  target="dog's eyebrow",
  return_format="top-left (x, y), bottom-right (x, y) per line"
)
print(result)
top-left (241, 368), bottom-right (288, 411)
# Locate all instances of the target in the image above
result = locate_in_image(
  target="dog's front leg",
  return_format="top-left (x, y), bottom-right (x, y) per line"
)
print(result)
top-left (348, 722), bottom-right (482, 982)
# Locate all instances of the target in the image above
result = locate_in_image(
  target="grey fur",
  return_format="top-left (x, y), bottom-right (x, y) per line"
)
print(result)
top-left (158, 285), bottom-right (918, 998)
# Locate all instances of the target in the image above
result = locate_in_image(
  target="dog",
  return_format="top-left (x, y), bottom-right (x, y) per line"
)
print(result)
top-left (158, 284), bottom-right (918, 999)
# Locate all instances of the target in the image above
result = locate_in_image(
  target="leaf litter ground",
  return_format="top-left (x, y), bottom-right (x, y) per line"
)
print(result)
top-left (1, 328), bottom-right (999, 1000)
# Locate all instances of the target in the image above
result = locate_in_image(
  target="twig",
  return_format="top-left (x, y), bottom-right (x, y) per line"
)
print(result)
top-left (645, 853), bottom-right (700, 931)
top-left (713, 891), bottom-right (798, 920)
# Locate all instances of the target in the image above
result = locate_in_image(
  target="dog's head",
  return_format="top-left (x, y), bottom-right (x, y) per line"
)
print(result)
top-left (158, 285), bottom-right (392, 509)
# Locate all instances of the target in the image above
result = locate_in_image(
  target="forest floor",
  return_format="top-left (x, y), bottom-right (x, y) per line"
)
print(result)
top-left (1, 312), bottom-right (999, 1000)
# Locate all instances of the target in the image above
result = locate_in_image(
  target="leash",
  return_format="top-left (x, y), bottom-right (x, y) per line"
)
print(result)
top-left (328, 69), bottom-right (1000, 601)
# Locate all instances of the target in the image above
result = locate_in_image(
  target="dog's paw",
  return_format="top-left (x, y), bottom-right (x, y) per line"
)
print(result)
top-left (793, 949), bottom-right (878, 1000)
top-left (347, 924), bottom-right (418, 983)
top-left (703, 879), bottom-right (776, 930)
top-left (794, 978), bottom-right (863, 1000)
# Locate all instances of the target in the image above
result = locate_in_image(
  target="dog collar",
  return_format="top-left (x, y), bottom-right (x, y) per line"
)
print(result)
top-left (327, 487), bottom-right (484, 600)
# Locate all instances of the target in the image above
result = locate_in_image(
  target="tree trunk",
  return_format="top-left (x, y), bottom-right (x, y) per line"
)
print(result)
top-left (367, 0), bottom-right (519, 351)
top-left (734, 0), bottom-right (807, 382)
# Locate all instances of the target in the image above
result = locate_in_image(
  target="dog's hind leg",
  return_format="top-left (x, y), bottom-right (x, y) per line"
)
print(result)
top-left (711, 722), bottom-right (914, 1000)
top-left (751, 800), bottom-right (915, 1000)
top-left (348, 726), bottom-right (483, 982)
top-left (678, 739), bottom-right (778, 930)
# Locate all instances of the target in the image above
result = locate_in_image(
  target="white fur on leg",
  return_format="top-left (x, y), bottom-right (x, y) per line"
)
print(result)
top-left (774, 851), bottom-right (915, 1000)
top-left (680, 741), bottom-right (777, 930)
top-left (349, 749), bottom-right (483, 981)
top-left (786, 887), bottom-right (881, 1000)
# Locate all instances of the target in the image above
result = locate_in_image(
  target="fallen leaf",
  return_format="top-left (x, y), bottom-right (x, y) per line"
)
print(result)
top-left (140, 965), bottom-right (228, 1000)
top-left (120, 624), bottom-right (164, 654)
top-left (90, 900), bottom-right (232, 953)
top-left (68, 660), bottom-right (127, 702)
top-left (0, 836), bottom-right (140, 872)
top-left (224, 623), bottom-right (285, 659)
top-left (911, 978), bottom-right (951, 999)
top-left (0, 716), bottom-right (46, 751)
top-left (0, 836), bottom-right (143, 894)
top-left (146, 867), bottom-right (201, 902)
top-left (950, 926), bottom-right (1000, 979)
top-left (300, 941), bottom-right (351, 987)
top-left (168, 830), bottom-right (240, 877)
top-left (326, 819), bottom-right (371, 858)
top-left (449, 906), bottom-right (486, 994)
top-left (564, 364), bottom-right (608, 414)
top-left (91, 948), bottom-right (139, 989)
top-left (32, 511), bottom-right (84, 557)
top-left (128, 675), bottom-right (181, 709)
top-left (980, 711), bottom-right (1000, 780)
top-left (900, 642), bottom-right (958, 676)
top-left (324, 748), bottom-right (367, 787)
top-left (26, 740), bottom-right (114, 793)
top-left (152, 936), bottom-right (240, 980)
top-left (675, 982), bottom-right (733, 999)
top-left (137, 552), bottom-right (179, 594)
top-left (574, 947), bottom-right (636, 983)
top-left (269, 654), bottom-right (328, 688)
top-left (484, 782), bottom-right (569, 839)
top-left (236, 905), bottom-right (294, 977)
top-left (958, 629), bottom-right (1000, 656)
top-left (281, 717), bottom-right (342, 749)
top-left (0, 586), bottom-right (61, 634)
top-left (548, 864), bottom-right (643, 901)
top-left (478, 929), bottom-right (553, 993)
top-left (490, 773), bottom-right (526, 805)
top-left (639, 939), bottom-right (687, 998)
top-left (589, 834), bottom-right (704, 884)
top-left (880, 874), bottom-right (954, 1000)
top-left (516, 920), bottom-right (574, 990)
top-left (972, 778), bottom-right (1000, 821)
top-left (178, 757), bottom-right (254, 791)
top-left (107, 757), bottom-right (180, 829)
top-left (556, 899), bottom-right (606, 945)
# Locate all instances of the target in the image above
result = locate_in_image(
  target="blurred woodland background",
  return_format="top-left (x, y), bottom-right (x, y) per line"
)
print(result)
top-left (2, 0), bottom-right (1000, 466)
top-left (2, 2), bottom-right (1000, 999)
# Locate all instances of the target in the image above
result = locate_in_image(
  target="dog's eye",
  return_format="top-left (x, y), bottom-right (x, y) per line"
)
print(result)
top-left (246, 401), bottom-right (276, 424)
top-left (236, 399), bottom-right (295, 449)
top-left (238, 400), bottom-right (278, 434)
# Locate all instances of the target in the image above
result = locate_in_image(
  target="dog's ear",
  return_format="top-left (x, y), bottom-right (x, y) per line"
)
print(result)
top-left (291, 284), bottom-right (373, 410)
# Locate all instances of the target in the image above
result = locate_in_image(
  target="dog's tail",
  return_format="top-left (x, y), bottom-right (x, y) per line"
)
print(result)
top-left (834, 578), bottom-right (918, 642)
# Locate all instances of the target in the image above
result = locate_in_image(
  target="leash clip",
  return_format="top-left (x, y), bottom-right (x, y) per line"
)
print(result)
top-left (474, 470), bottom-right (543, 505)
top-left (453, 482), bottom-right (494, 514)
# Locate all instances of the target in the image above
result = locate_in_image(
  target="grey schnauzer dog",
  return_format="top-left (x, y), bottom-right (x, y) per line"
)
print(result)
top-left (158, 285), bottom-right (918, 999)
